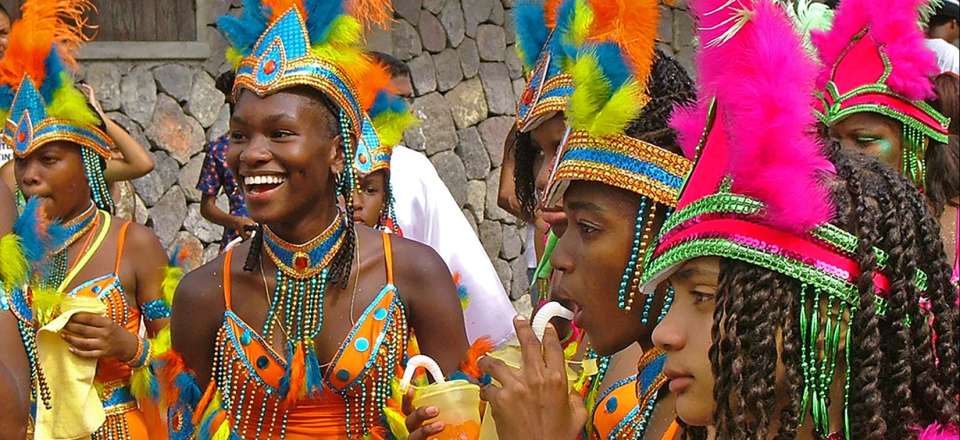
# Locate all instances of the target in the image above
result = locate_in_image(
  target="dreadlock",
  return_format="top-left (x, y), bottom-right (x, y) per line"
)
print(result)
top-left (705, 146), bottom-right (958, 439)
top-left (512, 49), bottom-right (696, 219)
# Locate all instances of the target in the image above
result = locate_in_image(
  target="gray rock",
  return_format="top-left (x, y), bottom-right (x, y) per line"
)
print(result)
top-left (462, 208), bottom-right (479, 235)
top-left (444, 78), bottom-right (487, 129)
top-left (82, 63), bottom-right (122, 112)
top-left (423, 0), bottom-right (446, 14)
top-left (114, 181), bottom-right (137, 221)
top-left (207, 104), bottom-right (230, 142)
top-left (466, 180), bottom-right (486, 221)
top-left (216, 192), bottom-right (230, 214)
top-left (120, 66), bottom-right (158, 127)
top-left (185, 203), bottom-right (225, 243)
top-left (501, 0), bottom-right (515, 10)
top-left (146, 94), bottom-right (206, 164)
top-left (477, 25), bottom-right (507, 62)
top-left (406, 92), bottom-right (457, 154)
top-left (478, 116), bottom-right (514, 166)
top-left (456, 127), bottom-right (491, 180)
top-left (485, 167), bottom-right (512, 221)
top-left (419, 11), bottom-right (447, 53)
top-left (153, 64), bottom-right (194, 103)
top-left (659, 6), bottom-right (674, 44)
top-left (512, 78), bottom-right (526, 103)
top-left (149, 186), bottom-right (187, 247)
top-left (657, 42), bottom-right (675, 57)
top-left (134, 195), bottom-right (148, 225)
top-left (510, 256), bottom-right (529, 299)
top-left (504, 10), bottom-right (516, 45)
top-left (500, 224), bottom-right (522, 260)
top-left (458, 38), bottom-right (480, 79)
top-left (186, 71), bottom-right (226, 128)
top-left (505, 45), bottom-right (523, 79)
top-left (430, 151), bottom-right (468, 206)
top-left (105, 112), bottom-right (149, 153)
top-left (674, 9), bottom-right (694, 48)
top-left (394, 0), bottom-right (422, 22)
top-left (170, 231), bottom-right (205, 272)
top-left (479, 63), bottom-right (515, 115)
top-left (493, 258), bottom-right (512, 295)
top-left (407, 53), bottom-right (438, 95)
top-left (203, 244), bottom-right (221, 265)
top-left (366, 27), bottom-right (393, 53)
top-left (132, 150), bottom-right (180, 206)
top-left (464, 0), bottom-right (494, 38)
top-left (179, 154), bottom-right (206, 202)
top-left (392, 19), bottom-right (423, 61)
top-left (440, 0), bottom-right (466, 48)
top-left (479, 220), bottom-right (503, 259)
top-left (489, 0), bottom-right (505, 26)
top-left (434, 48), bottom-right (464, 92)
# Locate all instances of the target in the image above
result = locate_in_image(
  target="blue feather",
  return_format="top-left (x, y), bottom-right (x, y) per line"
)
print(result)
top-left (550, 0), bottom-right (579, 65)
top-left (514, 0), bottom-right (549, 69)
top-left (304, 346), bottom-right (323, 397)
top-left (197, 407), bottom-right (221, 440)
top-left (40, 49), bottom-right (66, 104)
top-left (216, 0), bottom-right (269, 55)
top-left (174, 372), bottom-right (203, 406)
top-left (0, 85), bottom-right (16, 110)
top-left (302, 0), bottom-right (345, 45)
top-left (168, 405), bottom-right (195, 440)
top-left (591, 42), bottom-right (631, 90)
top-left (13, 197), bottom-right (67, 264)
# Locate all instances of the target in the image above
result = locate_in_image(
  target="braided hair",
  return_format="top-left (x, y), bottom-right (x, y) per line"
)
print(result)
top-left (694, 146), bottom-right (959, 439)
top-left (512, 49), bottom-right (696, 219)
top-left (243, 88), bottom-right (356, 288)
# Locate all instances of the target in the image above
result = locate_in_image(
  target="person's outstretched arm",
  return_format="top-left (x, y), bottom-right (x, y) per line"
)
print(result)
top-left (80, 84), bottom-right (155, 182)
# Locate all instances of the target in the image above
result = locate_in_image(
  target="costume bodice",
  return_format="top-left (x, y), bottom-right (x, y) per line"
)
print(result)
top-left (592, 348), bottom-right (669, 440)
top-left (208, 232), bottom-right (410, 439)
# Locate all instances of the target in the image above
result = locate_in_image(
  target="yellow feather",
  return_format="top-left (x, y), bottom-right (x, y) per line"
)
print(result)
top-left (588, 79), bottom-right (644, 137)
top-left (130, 361), bottom-right (156, 401)
top-left (372, 111), bottom-right (419, 147)
top-left (571, 0), bottom-right (594, 46)
top-left (161, 266), bottom-right (183, 307)
top-left (226, 47), bottom-right (243, 70)
top-left (211, 419), bottom-right (232, 440)
top-left (568, 53), bottom-right (610, 132)
top-left (325, 16), bottom-right (363, 48)
top-left (46, 74), bottom-right (101, 127)
top-left (0, 233), bottom-right (27, 290)
top-left (32, 287), bottom-right (63, 326)
top-left (150, 326), bottom-right (172, 357)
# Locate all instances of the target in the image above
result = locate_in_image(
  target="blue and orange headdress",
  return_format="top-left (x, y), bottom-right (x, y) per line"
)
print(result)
top-left (217, 0), bottom-right (392, 197)
top-left (544, 0), bottom-right (691, 314)
top-left (0, 0), bottom-right (115, 211)
top-left (352, 64), bottom-right (419, 235)
top-left (811, 0), bottom-right (950, 189)
top-left (513, 0), bottom-right (575, 132)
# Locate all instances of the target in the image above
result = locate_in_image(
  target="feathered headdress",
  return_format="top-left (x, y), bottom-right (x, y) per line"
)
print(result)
top-left (811, 0), bottom-right (950, 188)
top-left (643, 0), bottom-right (929, 436)
top-left (545, 0), bottom-right (690, 209)
top-left (351, 62), bottom-right (418, 235)
top-left (0, 0), bottom-right (114, 209)
top-left (217, 0), bottom-right (390, 142)
top-left (513, 0), bottom-right (574, 132)
top-left (544, 0), bottom-right (692, 312)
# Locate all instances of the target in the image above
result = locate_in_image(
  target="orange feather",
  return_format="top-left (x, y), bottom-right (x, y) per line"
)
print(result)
top-left (356, 60), bottom-right (394, 111)
top-left (0, 0), bottom-right (95, 88)
top-left (586, 0), bottom-right (659, 89)
top-left (458, 336), bottom-right (495, 380)
top-left (263, 0), bottom-right (304, 20)
top-left (348, 0), bottom-right (394, 29)
top-left (544, 0), bottom-right (563, 28)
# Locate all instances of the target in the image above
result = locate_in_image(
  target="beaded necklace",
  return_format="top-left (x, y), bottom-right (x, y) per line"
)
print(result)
top-left (44, 203), bottom-right (99, 290)
top-left (260, 211), bottom-right (347, 401)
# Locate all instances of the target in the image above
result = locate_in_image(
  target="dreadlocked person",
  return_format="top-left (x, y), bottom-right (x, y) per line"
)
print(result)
top-left (466, 0), bottom-right (695, 438)
top-left (0, 1), bottom-right (175, 438)
top-left (159, 1), bottom-right (469, 438)
top-left (814, 0), bottom-right (958, 284)
top-left (643, 0), bottom-right (959, 438)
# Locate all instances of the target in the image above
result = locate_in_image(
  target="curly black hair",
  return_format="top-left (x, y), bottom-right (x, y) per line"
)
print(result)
top-left (512, 49), bottom-right (696, 219)
top-left (924, 73), bottom-right (959, 217)
top-left (688, 146), bottom-right (958, 439)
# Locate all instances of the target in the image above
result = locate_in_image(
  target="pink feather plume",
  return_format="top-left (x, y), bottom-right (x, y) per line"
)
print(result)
top-left (811, 0), bottom-right (938, 101)
top-left (916, 422), bottom-right (960, 440)
top-left (675, 0), bottom-right (834, 233)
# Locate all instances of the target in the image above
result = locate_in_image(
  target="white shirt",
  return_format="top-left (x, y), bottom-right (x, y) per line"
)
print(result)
top-left (0, 139), bottom-right (12, 168)
top-left (389, 146), bottom-right (517, 346)
top-left (925, 38), bottom-right (960, 74)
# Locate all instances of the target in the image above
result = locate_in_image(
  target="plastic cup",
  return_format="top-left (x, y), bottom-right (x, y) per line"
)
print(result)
top-left (402, 355), bottom-right (482, 440)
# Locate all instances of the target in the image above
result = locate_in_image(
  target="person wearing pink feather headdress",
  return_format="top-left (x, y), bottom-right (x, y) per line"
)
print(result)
top-left (640, 0), bottom-right (959, 438)
top-left (812, 0), bottom-right (959, 284)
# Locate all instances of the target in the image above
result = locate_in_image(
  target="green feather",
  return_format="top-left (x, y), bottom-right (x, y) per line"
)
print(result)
top-left (568, 53), bottom-right (611, 132)
top-left (46, 74), bottom-right (101, 127)
top-left (589, 80), bottom-right (644, 138)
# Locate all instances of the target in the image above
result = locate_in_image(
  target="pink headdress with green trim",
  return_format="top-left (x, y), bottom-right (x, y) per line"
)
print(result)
top-left (640, 0), bottom-right (928, 436)
top-left (811, 0), bottom-right (950, 188)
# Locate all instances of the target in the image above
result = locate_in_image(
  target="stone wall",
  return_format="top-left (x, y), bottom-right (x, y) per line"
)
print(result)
top-left (75, 0), bottom-right (696, 297)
